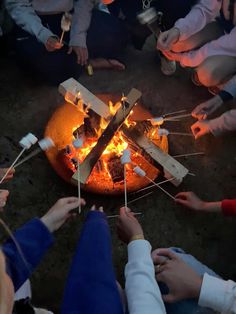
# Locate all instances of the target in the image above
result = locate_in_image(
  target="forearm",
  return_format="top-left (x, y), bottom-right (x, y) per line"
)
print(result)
top-left (125, 240), bottom-right (166, 314)
top-left (208, 110), bottom-right (236, 136)
top-left (5, 0), bottom-right (53, 44)
top-left (199, 273), bottom-right (236, 313)
top-left (201, 201), bottom-right (222, 213)
top-left (69, 0), bottom-right (95, 47)
top-left (175, 0), bottom-right (221, 42)
top-left (2, 218), bottom-right (54, 291)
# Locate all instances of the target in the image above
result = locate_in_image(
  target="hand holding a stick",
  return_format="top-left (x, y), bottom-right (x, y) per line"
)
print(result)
top-left (45, 36), bottom-right (63, 52)
top-left (192, 95), bottom-right (223, 120)
top-left (0, 190), bottom-right (9, 211)
top-left (117, 207), bottom-right (144, 244)
top-left (191, 120), bottom-right (211, 139)
top-left (0, 168), bottom-right (15, 183)
top-left (41, 197), bottom-right (86, 232)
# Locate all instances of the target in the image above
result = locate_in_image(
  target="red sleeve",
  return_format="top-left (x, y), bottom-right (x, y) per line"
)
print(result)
top-left (221, 199), bottom-right (236, 216)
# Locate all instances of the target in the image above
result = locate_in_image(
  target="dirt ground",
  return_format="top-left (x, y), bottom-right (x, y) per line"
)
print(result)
top-left (0, 47), bottom-right (236, 313)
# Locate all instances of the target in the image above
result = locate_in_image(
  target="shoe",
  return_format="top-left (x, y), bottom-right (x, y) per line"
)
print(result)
top-left (33, 307), bottom-right (54, 314)
top-left (191, 71), bottom-right (203, 86)
top-left (160, 56), bottom-right (176, 76)
top-left (208, 86), bottom-right (220, 95)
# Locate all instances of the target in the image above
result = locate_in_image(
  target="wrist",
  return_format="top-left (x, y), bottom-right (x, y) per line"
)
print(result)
top-left (191, 276), bottom-right (203, 299)
top-left (40, 216), bottom-right (54, 233)
top-left (129, 233), bottom-right (144, 243)
top-left (202, 201), bottom-right (222, 213)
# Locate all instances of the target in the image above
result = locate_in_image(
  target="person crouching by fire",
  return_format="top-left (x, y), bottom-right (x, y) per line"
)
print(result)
top-left (191, 74), bottom-right (236, 139)
top-left (5, 0), bottom-right (128, 85)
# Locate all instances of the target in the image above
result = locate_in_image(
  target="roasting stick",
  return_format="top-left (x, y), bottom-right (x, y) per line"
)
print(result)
top-left (157, 128), bottom-right (193, 137)
top-left (163, 109), bottom-right (187, 117)
top-left (121, 149), bottom-right (131, 210)
top-left (60, 12), bottom-right (72, 44)
top-left (0, 133), bottom-right (38, 184)
top-left (133, 177), bottom-right (176, 194)
top-left (14, 137), bottom-right (55, 168)
top-left (133, 166), bottom-right (175, 200)
top-left (72, 136), bottom-right (83, 214)
top-left (173, 152), bottom-right (205, 158)
top-left (107, 212), bottom-right (142, 219)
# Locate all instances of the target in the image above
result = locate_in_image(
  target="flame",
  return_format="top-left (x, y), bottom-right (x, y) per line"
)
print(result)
top-left (109, 101), bottom-right (121, 116)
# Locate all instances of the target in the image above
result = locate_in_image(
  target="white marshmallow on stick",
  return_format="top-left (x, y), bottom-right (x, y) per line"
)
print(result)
top-left (121, 149), bottom-right (131, 209)
top-left (157, 128), bottom-right (193, 137)
top-left (133, 166), bottom-right (175, 200)
top-left (0, 133), bottom-right (38, 184)
top-left (14, 137), bottom-right (55, 168)
top-left (72, 136), bottom-right (84, 214)
top-left (60, 12), bottom-right (72, 44)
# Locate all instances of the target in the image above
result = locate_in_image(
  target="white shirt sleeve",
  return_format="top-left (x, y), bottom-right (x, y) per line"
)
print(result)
top-left (5, 0), bottom-right (54, 44)
top-left (199, 273), bottom-right (236, 313)
top-left (175, 0), bottom-right (221, 41)
top-left (208, 109), bottom-right (236, 136)
top-left (125, 240), bottom-right (166, 314)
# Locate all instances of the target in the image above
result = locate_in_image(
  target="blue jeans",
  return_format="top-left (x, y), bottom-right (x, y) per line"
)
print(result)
top-left (159, 248), bottom-right (219, 314)
top-left (14, 10), bottom-right (128, 85)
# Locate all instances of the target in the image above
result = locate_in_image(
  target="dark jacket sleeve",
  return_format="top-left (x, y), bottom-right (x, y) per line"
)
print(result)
top-left (221, 199), bottom-right (236, 216)
top-left (61, 211), bottom-right (123, 314)
top-left (2, 218), bottom-right (54, 291)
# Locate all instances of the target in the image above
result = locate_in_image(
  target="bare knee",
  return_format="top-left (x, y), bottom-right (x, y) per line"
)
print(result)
top-left (196, 66), bottom-right (222, 87)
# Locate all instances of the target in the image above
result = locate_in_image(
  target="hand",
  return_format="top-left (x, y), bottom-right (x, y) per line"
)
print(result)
top-left (117, 207), bottom-right (144, 244)
top-left (192, 95), bottom-right (223, 120)
top-left (41, 197), bottom-right (86, 232)
top-left (153, 248), bottom-right (202, 303)
top-left (45, 36), bottom-right (63, 52)
top-left (0, 190), bottom-right (9, 211)
top-left (0, 168), bottom-right (15, 183)
top-left (157, 28), bottom-right (180, 51)
top-left (191, 120), bottom-right (211, 139)
top-left (68, 46), bottom-right (88, 66)
top-left (175, 192), bottom-right (205, 210)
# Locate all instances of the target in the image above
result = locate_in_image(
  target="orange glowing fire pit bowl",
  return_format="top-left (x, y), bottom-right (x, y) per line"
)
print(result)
top-left (44, 94), bottom-right (168, 195)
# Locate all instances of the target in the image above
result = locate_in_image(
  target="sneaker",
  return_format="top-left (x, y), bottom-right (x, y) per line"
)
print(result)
top-left (191, 71), bottom-right (203, 86)
top-left (160, 55), bottom-right (176, 76)
top-left (208, 86), bottom-right (220, 95)
top-left (33, 308), bottom-right (54, 314)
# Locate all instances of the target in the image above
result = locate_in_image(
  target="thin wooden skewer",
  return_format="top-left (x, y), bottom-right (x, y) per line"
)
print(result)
top-left (163, 109), bottom-right (187, 117)
top-left (173, 152), bottom-right (205, 158)
top-left (59, 30), bottom-right (65, 44)
top-left (77, 159), bottom-right (81, 214)
top-left (14, 147), bottom-right (41, 168)
top-left (0, 148), bottom-right (26, 184)
top-left (165, 113), bottom-right (192, 121)
top-left (124, 164), bottom-right (128, 209)
top-left (188, 172), bottom-right (196, 177)
top-left (133, 177), bottom-right (176, 194)
top-left (127, 191), bottom-right (153, 206)
top-left (107, 212), bottom-right (142, 219)
top-left (144, 176), bottom-right (175, 200)
top-left (169, 132), bottom-right (193, 137)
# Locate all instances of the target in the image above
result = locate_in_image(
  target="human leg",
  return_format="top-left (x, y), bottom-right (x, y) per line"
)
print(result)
top-left (172, 22), bottom-right (224, 53)
top-left (14, 15), bottom-right (81, 85)
top-left (153, 248), bottom-right (218, 314)
top-left (196, 55), bottom-right (236, 87)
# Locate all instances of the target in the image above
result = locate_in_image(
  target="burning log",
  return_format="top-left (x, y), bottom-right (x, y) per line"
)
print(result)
top-left (72, 88), bottom-right (142, 184)
top-left (122, 124), bottom-right (189, 186)
top-left (107, 153), bottom-right (124, 183)
top-left (73, 109), bottom-right (101, 139)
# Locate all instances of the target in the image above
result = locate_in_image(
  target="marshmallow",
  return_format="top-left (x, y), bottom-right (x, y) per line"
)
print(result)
top-left (121, 149), bottom-right (131, 165)
top-left (38, 137), bottom-right (55, 151)
top-left (137, 7), bottom-right (157, 25)
top-left (72, 138), bottom-right (83, 149)
top-left (150, 117), bottom-right (164, 126)
top-left (19, 133), bottom-right (38, 149)
top-left (133, 166), bottom-right (146, 177)
top-left (61, 12), bottom-right (72, 32)
top-left (157, 128), bottom-right (169, 136)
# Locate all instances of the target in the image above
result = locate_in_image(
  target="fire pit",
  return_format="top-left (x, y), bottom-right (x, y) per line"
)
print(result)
top-left (44, 79), bottom-right (187, 195)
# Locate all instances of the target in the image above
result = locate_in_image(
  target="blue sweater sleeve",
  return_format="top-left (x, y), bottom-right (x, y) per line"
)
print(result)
top-left (61, 211), bottom-right (124, 314)
top-left (2, 218), bottom-right (54, 291)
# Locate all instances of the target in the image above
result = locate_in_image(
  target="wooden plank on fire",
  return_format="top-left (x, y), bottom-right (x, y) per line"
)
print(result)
top-left (72, 88), bottom-right (142, 184)
top-left (58, 78), bottom-right (110, 119)
top-left (122, 125), bottom-right (189, 186)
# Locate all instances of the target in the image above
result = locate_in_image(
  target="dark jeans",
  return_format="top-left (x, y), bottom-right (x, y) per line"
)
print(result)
top-left (14, 10), bottom-right (128, 85)
top-left (108, 0), bottom-right (198, 49)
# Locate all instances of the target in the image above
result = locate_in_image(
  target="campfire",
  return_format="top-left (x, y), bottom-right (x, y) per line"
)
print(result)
top-left (44, 79), bottom-right (188, 195)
